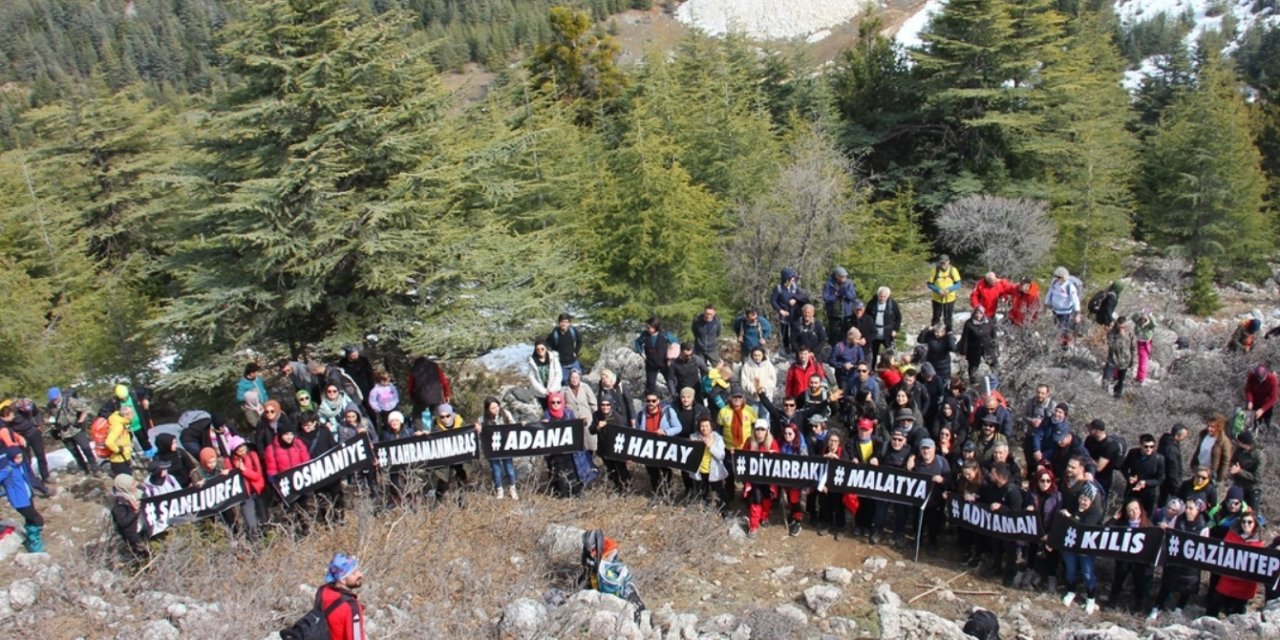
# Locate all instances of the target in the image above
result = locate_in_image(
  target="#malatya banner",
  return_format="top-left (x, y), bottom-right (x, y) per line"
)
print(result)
top-left (820, 458), bottom-right (936, 507)
top-left (141, 470), bottom-right (248, 537)
top-left (273, 435), bottom-right (374, 505)
top-left (596, 426), bottom-right (706, 474)
top-left (479, 420), bottom-right (585, 458)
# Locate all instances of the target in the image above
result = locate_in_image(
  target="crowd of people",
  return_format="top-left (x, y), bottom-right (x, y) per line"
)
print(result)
top-left (0, 260), bottom-right (1277, 628)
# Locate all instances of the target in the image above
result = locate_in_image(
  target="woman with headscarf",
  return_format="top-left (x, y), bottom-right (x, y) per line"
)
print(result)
top-left (543, 391), bottom-right (594, 497)
top-left (296, 412), bottom-right (342, 526)
top-left (253, 399), bottom-right (294, 454)
top-left (152, 433), bottom-right (196, 489)
top-left (110, 473), bottom-right (146, 559)
top-left (1149, 498), bottom-right (1208, 621)
top-left (142, 459), bottom-right (182, 498)
top-left (317, 384), bottom-right (356, 434)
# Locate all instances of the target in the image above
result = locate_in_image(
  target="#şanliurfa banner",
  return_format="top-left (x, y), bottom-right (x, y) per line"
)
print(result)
top-left (142, 470), bottom-right (248, 537)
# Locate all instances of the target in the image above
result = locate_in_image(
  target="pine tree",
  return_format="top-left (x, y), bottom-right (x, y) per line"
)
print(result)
top-left (1185, 257), bottom-right (1221, 316)
top-left (1030, 11), bottom-right (1137, 281)
top-left (1138, 54), bottom-right (1271, 280)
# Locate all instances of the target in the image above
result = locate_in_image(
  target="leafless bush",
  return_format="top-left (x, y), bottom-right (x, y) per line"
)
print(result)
top-left (936, 195), bottom-right (1056, 278)
top-left (725, 128), bottom-right (861, 310)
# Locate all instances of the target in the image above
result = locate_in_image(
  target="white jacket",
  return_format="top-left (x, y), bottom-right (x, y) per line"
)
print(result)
top-left (527, 352), bottom-right (563, 398)
top-left (691, 431), bottom-right (728, 482)
top-left (739, 359), bottom-right (778, 401)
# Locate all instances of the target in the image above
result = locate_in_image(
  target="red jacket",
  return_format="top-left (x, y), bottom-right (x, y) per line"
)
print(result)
top-left (970, 279), bottom-right (1016, 318)
top-left (1008, 281), bottom-right (1041, 327)
top-left (1213, 529), bottom-right (1264, 601)
top-left (785, 359), bottom-right (824, 399)
top-left (232, 449), bottom-right (266, 496)
top-left (264, 437), bottom-right (311, 478)
top-left (319, 584), bottom-right (366, 640)
top-left (1245, 371), bottom-right (1278, 414)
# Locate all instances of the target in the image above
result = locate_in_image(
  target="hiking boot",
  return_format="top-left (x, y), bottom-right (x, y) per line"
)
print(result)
top-left (869, 532), bottom-right (881, 545)
top-left (1062, 592), bottom-right (1076, 607)
top-left (833, 529), bottom-right (843, 541)
top-left (1047, 576), bottom-right (1058, 594)
top-left (747, 529), bottom-right (758, 540)
top-left (496, 487), bottom-right (505, 499)
top-left (508, 486), bottom-right (519, 501)
top-left (789, 522), bottom-right (801, 537)
top-left (1147, 608), bottom-right (1159, 622)
top-left (1084, 598), bottom-right (1098, 615)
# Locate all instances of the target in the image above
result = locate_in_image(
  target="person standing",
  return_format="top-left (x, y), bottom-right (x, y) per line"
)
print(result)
top-left (237, 363), bottom-right (270, 430)
top-left (0, 447), bottom-right (45, 552)
top-left (636, 318), bottom-right (672, 396)
top-left (1120, 434), bottom-right (1166, 517)
top-left (691, 304), bottom-right (722, 363)
top-left (547, 313), bottom-right (583, 385)
top-left (46, 388), bottom-right (96, 475)
top-left (1228, 430), bottom-right (1267, 514)
top-left (927, 255), bottom-right (962, 332)
top-left (337, 346), bottom-right (375, 409)
top-left (770, 268), bottom-right (810, 354)
top-left (1133, 310), bottom-right (1156, 385)
top-left (1157, 424), bottom-right (1189, 506)
top-left (866, 287), bottom-right (902, 363)
top-left (1244, 362), bottom-right (1278, 431)
top-left (1190, 415), bottom-right (1233, 484)
top-left (319, 553), bottom-right (367, 640)
top-left (1008, 277), bottom-right (1041, 328)
top-left (822, 267), bottom-right (858, 345)
top-left (1044, 267), bottom-right (1081, 350)
top-left (1105, 317), bottom-right (1137, 399)
top-left (407, 356), bottom-right (451, 429)
top-left (957, 306), bottom-right (998, 386)
top-left (732, 308), bottom-right (772, 359)
top-left (969, 272), bottom-right (1014, 320)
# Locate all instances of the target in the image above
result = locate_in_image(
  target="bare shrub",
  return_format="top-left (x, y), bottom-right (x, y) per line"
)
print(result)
top-left (936, 195), bottom-right (1056, 278)
top-left (725, 128), bottom-right (861, 310)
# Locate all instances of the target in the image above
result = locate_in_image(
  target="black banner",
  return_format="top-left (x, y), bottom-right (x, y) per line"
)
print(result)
top-left (141, 471), bottom-right (248, 537)
top-left (947, 497), bottom-right (1042, 542)
top-left (821, 459), bottom-right (935, 507)
top-left (1047, 517), bottom-right (1163, 564)
top-left (480, 420), bottom-right (585, 458)
top-left (375, 429), bottom-right (478, 470)
top-left (273, 435), bottom-right (374, 505)
top-left (1162, 529), bottom-right (1280, 590)
top-left (597, 426), bottom-right (705, 473)
top-left (729, 450), bottom-right (827, 488)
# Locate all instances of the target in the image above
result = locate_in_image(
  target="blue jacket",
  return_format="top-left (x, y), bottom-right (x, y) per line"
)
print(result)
top-left (633, 405), bottom-right (682, 436)
top-left (828, 340), bottom-right (866, 371)
top-left (0, 458), bottom-right (35, 510)
top-left (732, 315), bottom-right (773, 352)
top-left (236, 376), bottom-right (268, 404)
top-left (822, 277), bottom-right (858, 319)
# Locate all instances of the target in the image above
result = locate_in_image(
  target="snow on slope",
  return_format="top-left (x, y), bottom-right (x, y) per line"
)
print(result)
top-left (674, 0), bottom-right (869, 40)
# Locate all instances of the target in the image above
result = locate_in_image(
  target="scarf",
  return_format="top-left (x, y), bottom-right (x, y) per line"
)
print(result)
top-left (547, 393), bottom-right (565, 420)
top-left (243, 389), bottom-right (264, 415)
top-left (318, 394), bottom-right (347, 431)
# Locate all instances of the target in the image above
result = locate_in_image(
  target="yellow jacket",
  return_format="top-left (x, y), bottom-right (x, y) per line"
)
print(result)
top-left (106, 411), bottom-right (133, 463)
top-left (928, 265), bottom-right (962, 304)
top-left (717, 405), bottom-right (758, 451)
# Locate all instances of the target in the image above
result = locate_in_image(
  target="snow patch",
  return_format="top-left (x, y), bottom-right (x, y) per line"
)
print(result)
top-left (675, 0), bottom-right (867, 40)
top-left (895, 0), bottom-right (946, 49)
top-left (477, 343), bottom-right (534, 373)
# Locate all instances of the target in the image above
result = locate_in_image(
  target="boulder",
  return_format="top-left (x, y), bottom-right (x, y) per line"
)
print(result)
top-left (803, 584), bottom-right (841, 617)
top-left (1058, 626), bottom-right (1141, 640)
top-left (774, 603), bottom-right (809, 626)
top-left (497, 598), bottom-right (547, 640)
top-left (823, 567), bottom-right (853, 586)
top-left (700, 613), bottom-right (739, 634)
top-left (873, 584), bottom-right (969, 640)
top-left (140, 620), bottom-right (181, 640)
top-left (769, 565), bottom-right (795, 580)
top-left (1146, 624), bottom-right (1204, 640)
top-left (863, 556), bottom-right (888, 573)
top-left (538, 523), bottom-right (585, 566)
top-left (7, 578), bottom-right (37, 610)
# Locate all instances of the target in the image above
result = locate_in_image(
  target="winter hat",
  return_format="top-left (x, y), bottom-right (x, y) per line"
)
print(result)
top-left (1055, 402), bottom-right (1070, 416)
top-left (807, 414), bottom-right (827, 427)
top-left (387, 411), bottom-right (405, 425)
top-left (436, 403), bottom-right (454, 417)
top-left (833, 266), bottom-right (849, 278)
top-left (781, 268), bottom-right (798, 282)
top-left (47, 387), bottom-right (61, 402)
top-left (226, 436), bottom-right (247, 453)
top-left (325, 553), bottom-right (359, 584)
top-left (113, 473), bottom-right (139, 495)
top-left (895, 409), bottom-right (916, 423)
top-left (938, 254), bottom-right (950, 264)
top-left (1053, 267), bottom-right (1069, 279)
top-left (148, 458), bottom-right (171, 472)
top-left (919, 438), bottom-right (936, 450)
top-left (1238, 430), bottom-right (1255, 446)
top-left (1226, 485), bottom-right (1245, 503)
top-left (1110, 280), bottom-right (1125, 293)
top-left (1248, 318), bottom-right (1262, 332)
top-left (344, 404), bottom-right (363, 418)
top-left (962, 440), bottom-right (978, 452)
top-left (1079, 482), bottom-right (1099, 502)
top-left (114, 384), bottom-right (129, 400)
top-left (920, 362), bottom-right (936, 378)
top-left (209, 413), bottom-right (230, 430)
top-left (277, 422), bottom-right (298, 436)
top-left (342, 345), bottom-right (359, 356)
top-left (199, 448), bottom-right (219, 467)
top-left (2, 446), bottom-right (23, 462)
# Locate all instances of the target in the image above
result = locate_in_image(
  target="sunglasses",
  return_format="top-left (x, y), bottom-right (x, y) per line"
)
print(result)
top-left (783, 402), bottom-right (796, 408)
top-left (264, 409), bottom-right (278, 414)
top-left (549, 402), bottom-right (563, 406)
top-left (1038, 478), bottom-right (1053, 484)
top-left (857, 369), bottom-right (869, 373)
top-left (1196, 475), bottom-right (1209, 480)
top-left (891, 437), bottom-right (906, 442)
top-left (1228, 500), bottom-right (1242, 506)
top-left (326, 389), bottom-right (340, 394)
top-left (1142, 444), bottom-right (1155, 449)
top-left (645, 399), bottom-right (660, 404)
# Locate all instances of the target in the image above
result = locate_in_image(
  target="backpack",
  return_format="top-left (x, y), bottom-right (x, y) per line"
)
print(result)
top-left (963, 608), bottom-right (1002, 640)
top-left (281, 588), bottom-right (353, 640)
top-left (90, 416), bottom-right (111, 459)
top-left (1229, 407), bottom-right (1249, 440)
top-left (1086, 290), bottom-right (1108, 314)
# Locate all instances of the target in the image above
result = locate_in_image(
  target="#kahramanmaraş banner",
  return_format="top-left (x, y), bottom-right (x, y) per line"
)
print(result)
top-left (141, 470), bottom-right (248, 537)
top-left (947, 497), bottom-right (1042, 542)
top-left (273, 434), bottom-right (374, 505)
top-left (596, 426), bottom-right (705, 474)
top-left (821, 458), bottom-right (935, 507)
top-left (1161, 528), bottom-right (1280, 590)
top-left (728, 450), bottom-right (827, 488)
top-left (1047, 517), bottom-right (1163, 564)
top-left (480, 420), bottom-right (584, 458)
top-left (375, 429), bottom-right (478, 471)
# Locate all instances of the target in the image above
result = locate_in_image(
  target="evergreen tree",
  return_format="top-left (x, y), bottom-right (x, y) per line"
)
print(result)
top-left (1138, 53), bottom-right (1271, 280)
top-left (1185, 257), bottom-right (1221, 316)
top-left (529, 7), bottom-right (624, 114)
top-left (1030, 11), bottom-right (1137, 281)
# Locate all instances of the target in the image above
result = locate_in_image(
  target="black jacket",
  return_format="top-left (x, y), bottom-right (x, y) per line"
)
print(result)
top-left (957, 318), bottom-right (997, 359)
top-left (864, 298), bottom-right (902, 342)
top-left (789, 317), bottom-right (828, 354)
top-left (1157, 433), bottom-right (1184, 493)
top-left (1120, 449), bottom-right (1166, 495)
top-left (916, 329), bottom-right (957, 382)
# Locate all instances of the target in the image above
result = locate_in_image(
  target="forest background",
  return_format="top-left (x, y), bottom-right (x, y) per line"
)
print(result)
top-left (0, 0), bottom-right (1277, 410)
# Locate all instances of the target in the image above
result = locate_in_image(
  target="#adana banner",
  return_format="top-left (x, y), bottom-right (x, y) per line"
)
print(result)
top-left (1162, 529), bottom-right (1280, 590)
top-left (729, 450), bottom-right (828, 488)
top-left (1047, 517), bottom-right (1163, 564)
top-left (375, 429), bottom-right (478, 471)
top-left (947, 497), bottom-right (1042, 542)
top-left (597, 426), bottom-right (706, 474)
top-left (480, 420), bottom-right (585, 458)
top-left (274, 434), bottom-right (374, 505)
top-left (141, 470), bottom-right (248, 537)
top-left (822, 459), bottom-right (935, 507)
